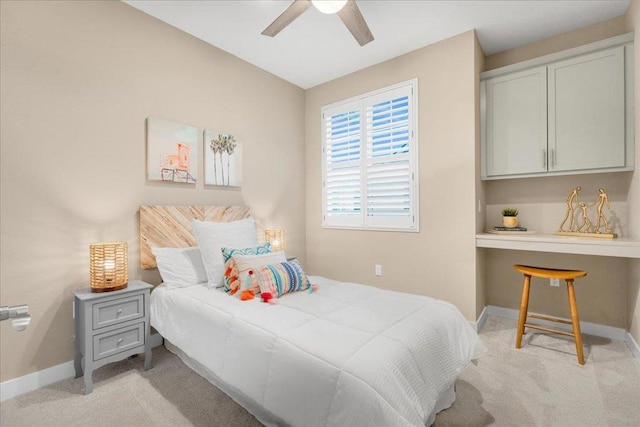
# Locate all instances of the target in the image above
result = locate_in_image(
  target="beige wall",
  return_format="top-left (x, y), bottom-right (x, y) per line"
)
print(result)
top-left (305, 31), bottom-right (480, 322)
top-left (486, 250), bottom-right (629, 327)
top-left (0, 1), bottom-right (305, 381)
top-left (485, 15), bottom-right (628, 71)
top-left (481, 11), bottom-right (637, 329)
top-left (625, 0), bottom-right (640, 345)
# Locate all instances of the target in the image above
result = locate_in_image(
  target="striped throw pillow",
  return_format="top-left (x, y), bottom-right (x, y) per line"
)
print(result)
top-left (233, 251), bottom-right (287, 295)
top-left (256, 259), bottom-right (311, 300)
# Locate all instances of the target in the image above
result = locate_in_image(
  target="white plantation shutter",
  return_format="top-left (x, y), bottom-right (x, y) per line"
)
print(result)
top-left (322, 80), bottom-right (418, 231)
top-left (323, 101), bottom-right (363, 227)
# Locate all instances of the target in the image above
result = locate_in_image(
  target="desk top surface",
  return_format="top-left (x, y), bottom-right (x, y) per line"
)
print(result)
top-left (476, 233), bottom-right (640, 259)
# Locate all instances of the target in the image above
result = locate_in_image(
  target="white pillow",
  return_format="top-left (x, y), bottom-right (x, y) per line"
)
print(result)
top-left (151, 246), bottom-right (207, 289)
top-left (191, 218), bottom-right (258, 288)
top-left (233, 251), bottom-right (287, 294)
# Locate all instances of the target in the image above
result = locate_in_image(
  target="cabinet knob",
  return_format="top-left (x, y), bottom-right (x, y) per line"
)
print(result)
top-left (116, 309), bottom-right (123, 316)
top-left (117, 338), bottom-right (123, 345)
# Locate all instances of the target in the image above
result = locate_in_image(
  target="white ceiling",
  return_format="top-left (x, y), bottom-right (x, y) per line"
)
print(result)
top-left (124, 0), bottom-right (630, 89)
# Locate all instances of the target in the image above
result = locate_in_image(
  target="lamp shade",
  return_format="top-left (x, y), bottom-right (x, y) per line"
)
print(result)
top-left (265, 229), bottom-right (285, 252)
top-left (90, 242), bottom-right (128, 292)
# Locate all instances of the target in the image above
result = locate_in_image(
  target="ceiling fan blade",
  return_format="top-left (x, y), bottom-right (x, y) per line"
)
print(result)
top-left (261, 0), bottom-right (312, 37)
top-left (337, 0), bottom-right (374, 46)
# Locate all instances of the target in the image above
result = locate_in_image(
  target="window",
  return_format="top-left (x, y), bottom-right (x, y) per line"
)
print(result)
top-left (322, 79), bottom-right (418, 231)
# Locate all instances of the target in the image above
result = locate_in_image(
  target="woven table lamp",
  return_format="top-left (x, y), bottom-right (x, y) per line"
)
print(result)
top-left (265, 229), bottom-right (285, 252)
top-left (90, 242), bottom-right (128, 292)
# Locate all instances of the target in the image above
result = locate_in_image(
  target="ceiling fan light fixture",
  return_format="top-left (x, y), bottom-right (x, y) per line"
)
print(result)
top-left (312, 0), bottom-right (348, 14)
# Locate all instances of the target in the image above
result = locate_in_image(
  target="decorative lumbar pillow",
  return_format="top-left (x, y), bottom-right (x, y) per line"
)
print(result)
top-left (232, 251), bottom-right (287, 296)
top-left (221, 242), bottom-right (271, 293)
top-left (191, 218), bottom-right (258, 289)
top-left (151, 246), bottom-right (207, 289)
top-left (255, 259), bottom-right (313, 302)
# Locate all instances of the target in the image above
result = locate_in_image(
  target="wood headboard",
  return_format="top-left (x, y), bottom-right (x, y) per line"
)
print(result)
top-left (139, 205), bottom-right (251, 269)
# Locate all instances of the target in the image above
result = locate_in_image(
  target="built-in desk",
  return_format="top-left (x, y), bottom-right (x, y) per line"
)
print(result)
top-left (476, 233), bottom-right (640, 259)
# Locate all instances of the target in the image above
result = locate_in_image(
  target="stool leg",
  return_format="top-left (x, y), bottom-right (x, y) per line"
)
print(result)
top-left (566, 279), bottom-right (585, 365)
top-left (516, 274), bottom-right (531, 349)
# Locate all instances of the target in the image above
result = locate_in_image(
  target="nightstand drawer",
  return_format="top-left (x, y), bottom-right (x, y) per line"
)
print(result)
top-left (92, 294), bottom-right (144, 330)
top-left (93, 323), bottom-right (144, 361)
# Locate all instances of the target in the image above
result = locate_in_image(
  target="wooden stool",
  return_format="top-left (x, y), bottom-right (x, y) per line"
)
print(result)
top-left (513, 265), bottom-right (587, 365)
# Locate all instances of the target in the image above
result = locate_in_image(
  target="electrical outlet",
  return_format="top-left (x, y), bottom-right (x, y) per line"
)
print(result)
top-left (550, 278), bottom-right (560, 287)
top-left (375, 264), bottom-right (382, 276)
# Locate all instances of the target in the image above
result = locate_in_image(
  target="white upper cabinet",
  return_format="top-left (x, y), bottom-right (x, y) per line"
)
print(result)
top-left (548, 47), bottom-right (625, 172)
top-left (481, 34), bottom-right (634, 180)
top-left (486, 67), bottom-right (547, 177)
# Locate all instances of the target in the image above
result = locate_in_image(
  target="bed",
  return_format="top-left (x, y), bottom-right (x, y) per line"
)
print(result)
top-left (141, 205), bottom-right (486, 427)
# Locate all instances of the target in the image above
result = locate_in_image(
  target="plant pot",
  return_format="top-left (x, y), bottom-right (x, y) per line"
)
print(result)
top-left (503, 216), bottom-right (519, 228)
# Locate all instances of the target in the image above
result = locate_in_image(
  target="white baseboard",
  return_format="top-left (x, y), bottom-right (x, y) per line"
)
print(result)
top-left (149, 332), bottom-right (164, 348)
top-left (484, 305), bottom-right (628, 341)
top-left (0, 333), bottom-right (164, 402)
top-left (626, 332), bottom-right (640, 363)
top-left (471, 305), bottom-right (488, 332)
top-left (0, 360), bottom-right (75, 402)
top-left (482, 305), bottom-right (640, 363)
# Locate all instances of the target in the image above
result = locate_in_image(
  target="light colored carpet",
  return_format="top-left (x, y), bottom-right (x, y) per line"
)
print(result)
top-left (435, 315), bottom-right (640, 426)
top-left (2, 314), bottom-right (639, 426)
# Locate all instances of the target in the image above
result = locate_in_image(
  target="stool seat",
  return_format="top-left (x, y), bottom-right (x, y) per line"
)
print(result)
top-left (514, 265), bottom-right (586, 280)
top-left (513, 264), bottom-right (587, 365)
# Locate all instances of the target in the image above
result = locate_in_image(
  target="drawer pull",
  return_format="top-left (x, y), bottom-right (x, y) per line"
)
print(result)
top-left (117, 338), bottom-right (123, 345)
top-left (116, 309), bottom-right (123, 316)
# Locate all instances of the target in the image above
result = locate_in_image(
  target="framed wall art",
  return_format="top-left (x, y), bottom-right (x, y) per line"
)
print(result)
top-left (204, 130), bottom-right (243, 187)
top-left (146, 117), bottom-right (198, 184)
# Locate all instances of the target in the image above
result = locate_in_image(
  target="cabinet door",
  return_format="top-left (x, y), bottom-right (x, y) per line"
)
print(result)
top-left (485, 67), bottom-right (547, 177)
top-left (548, 46), bottom-right (625, 172)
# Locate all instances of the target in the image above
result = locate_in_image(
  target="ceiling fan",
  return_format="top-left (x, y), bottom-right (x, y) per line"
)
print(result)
top-left (261, 0), bottom-right (374, 46)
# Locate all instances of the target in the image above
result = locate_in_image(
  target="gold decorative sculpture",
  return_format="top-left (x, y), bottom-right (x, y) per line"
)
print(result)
top-left (594, 188), bottom-right (612, 234)
top-left (577, 203), bottom-right (591, 233)
top-left (555, 187), bottom-right (617, 239)
top-left (558, 186), bottom-right (581, 232)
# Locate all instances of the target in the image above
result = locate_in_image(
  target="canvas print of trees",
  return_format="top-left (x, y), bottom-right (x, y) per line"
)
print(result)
top-left (146, 117), bottom-right (198, 183)
top-left (204, 130), bottom-right (243, 187)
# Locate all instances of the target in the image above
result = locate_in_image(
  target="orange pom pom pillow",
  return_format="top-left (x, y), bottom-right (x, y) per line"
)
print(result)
top-left (221, 243), bottom-right (271, 294)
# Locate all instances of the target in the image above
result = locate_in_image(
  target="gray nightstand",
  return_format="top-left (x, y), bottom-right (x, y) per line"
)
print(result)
top-left (73, 280), bottom-right (152, 394)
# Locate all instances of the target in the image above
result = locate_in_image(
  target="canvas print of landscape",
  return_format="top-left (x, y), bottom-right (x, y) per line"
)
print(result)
top-left (204, 130), bottom-right (242, 187)
top-left (146, 117), bottom-right (198, 184)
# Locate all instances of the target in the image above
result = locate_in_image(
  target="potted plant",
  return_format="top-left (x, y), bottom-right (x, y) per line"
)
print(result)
top-left (502, 207), bottom-right (519, 228)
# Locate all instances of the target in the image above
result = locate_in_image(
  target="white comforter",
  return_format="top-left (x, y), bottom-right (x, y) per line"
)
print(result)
top-left (151, 276), bottom-right (486, 427)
